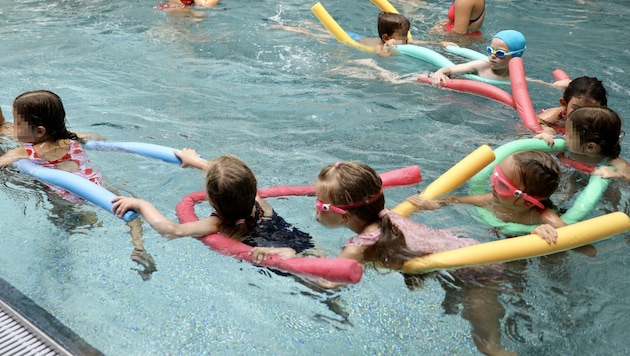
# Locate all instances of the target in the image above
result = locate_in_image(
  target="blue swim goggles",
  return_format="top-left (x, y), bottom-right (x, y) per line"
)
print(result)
top-left (486, 46), bottom-right (524, 59)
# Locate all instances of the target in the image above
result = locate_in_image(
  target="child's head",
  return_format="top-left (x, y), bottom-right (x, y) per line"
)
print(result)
top-left (205, 154), bottom-right (258, 240)
top-left (12, 90), bottom-right (78, 144)
top-left (564, 107), bottom-right (622, 159)
top-left (488, 30), bottom-right (526, 59)
top-left (377, 11), bottom-right (410, 44)
top-left (315, 162), bottom-right (385, 227)
top-left (561, 76), bottom-right (608, 118)
top-left (491, 150), bottom-right (559, 210)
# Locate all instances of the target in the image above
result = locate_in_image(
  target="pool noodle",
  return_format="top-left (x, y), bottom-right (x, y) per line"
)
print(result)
top-left (417, 77), bottom-right (515, 108)
top-left (311, 2), bottom-right (375, 53)
top-left (259, 165), bottom-right (422, 198)
top-left (176, 166), bottom-right (422, 283)
top-left (400, 212), bottom-right (630, 274)
top-left (12, 159), bottom-right (140, 222)
top-left (84, 141), bottom-right (182, 164)
top-left (509, 57), bottom-right (543, 134)
top-left (552, 69), bottom-right (570, 81)
top-left (392, 145), bottom-right (495, 217)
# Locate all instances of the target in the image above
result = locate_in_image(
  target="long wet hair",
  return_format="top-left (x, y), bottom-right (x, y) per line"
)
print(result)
top-left (568, 106), bottom-right (623, 159)
top-left (12, 90), bottom-right (81, 143)
top-left (511, 150), bottom-right (560, 208)
top-left (205, 155), bottom-right (258, 240)
top-left (563, 76), bottom-right (607, 107)
top-left (317, 162), bottom-right (424, 269)
top-left (377, 11), bottom-right (410, 41)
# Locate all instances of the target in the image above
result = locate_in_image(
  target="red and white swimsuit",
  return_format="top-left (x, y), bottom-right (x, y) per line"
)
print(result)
top-left (25, 140), bottom-right (102, 203)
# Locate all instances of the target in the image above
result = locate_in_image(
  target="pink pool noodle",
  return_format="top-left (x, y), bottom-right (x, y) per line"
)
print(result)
top-left (417, 77), bottom-right (515, 108)
top-left (509, 58), bottom-right (543, 134)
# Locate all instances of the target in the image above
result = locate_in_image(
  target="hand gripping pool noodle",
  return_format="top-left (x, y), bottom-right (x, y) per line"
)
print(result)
top-left (417, 77), bottom-right (515, 108)
top-left (176, 166), bottom-right (422, 283)
top-left (400, 212), bottom-right (630, 274)
top-left (509, 57), bottom-right (543, 134)
top-left (392, 145), bottom-right (495, 218)
top-left (311, 2), bottom-right (375, 53)
top-left (84, 141), bottom-right (182, 164)
top-left (396, 44), bottom-right (509, 85)
top-left (12, 159), bottom-right (140, 222)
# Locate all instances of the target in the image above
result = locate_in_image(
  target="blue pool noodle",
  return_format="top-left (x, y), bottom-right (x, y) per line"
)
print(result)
top-left (13, 159), bottom-right (140, 222)
top-left (84, 141), bottom-right (182, 164)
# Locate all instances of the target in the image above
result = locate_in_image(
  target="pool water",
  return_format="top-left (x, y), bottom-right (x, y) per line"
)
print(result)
top-left (1, 0), bottom-right (629, 354)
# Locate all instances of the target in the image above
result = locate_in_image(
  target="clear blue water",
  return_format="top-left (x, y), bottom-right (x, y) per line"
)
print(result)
top-left (1, 0), bottom-right (629, 354)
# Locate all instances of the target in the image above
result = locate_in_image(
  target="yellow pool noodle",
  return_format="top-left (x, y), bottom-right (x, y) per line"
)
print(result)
top-left (369, 0), bottom-right (413, 40)
top-left (311, 3), bottom-right (375, 53)
top-left (400, 212), bottom-right (630, 274)
top-left (392, 145), bottom-right (495, 218)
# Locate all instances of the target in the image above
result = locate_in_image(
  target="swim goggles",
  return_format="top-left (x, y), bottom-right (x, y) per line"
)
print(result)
top-left (315, 191), bottom-right (383, 215)
top-left (486, 46), bottom-right (524, 59)
top-left (490, 165), bottom-right (545, 209)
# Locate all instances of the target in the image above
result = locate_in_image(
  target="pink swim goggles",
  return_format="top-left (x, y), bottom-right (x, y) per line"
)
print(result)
top-left (315, 191), bottom-right (383, 215)
top-left (490, 165), bottom-right (545, 209)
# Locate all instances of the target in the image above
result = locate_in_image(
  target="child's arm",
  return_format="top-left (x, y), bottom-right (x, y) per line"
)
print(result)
top-left (111, 196), bottom-right (219, 238)
top-left (594, 157), bottom-right (630, 181)
top-left (431, 60), bottom-right (486, 86)
top-left (175, 148), bottom-right (208, 171)
top-left (0, 147), bottom-right (27, 167)
top-left (194, 0), bottom-right (219, 7)
top-left (249, 247), bottom-right (297, 263)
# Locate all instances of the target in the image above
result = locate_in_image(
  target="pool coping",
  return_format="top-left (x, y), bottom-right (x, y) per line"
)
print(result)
top-left (0, 277), bottom-right (103, 356)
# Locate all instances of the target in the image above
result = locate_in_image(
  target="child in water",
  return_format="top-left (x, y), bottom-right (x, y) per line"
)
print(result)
top-left (112, 151), bottom-right (314, 256)
top-left (431, 30), bottom-right (526, 86)
top-left (408, 150), bottom-right (565, 242)
top-left (0, 90), bottom-right (156, 280)
top-left (535, 76), bottom-right (608, 146)
top-left (303, 161), bottom-right (512, 355)
top-left (560, 106), bottom-right (630, 180)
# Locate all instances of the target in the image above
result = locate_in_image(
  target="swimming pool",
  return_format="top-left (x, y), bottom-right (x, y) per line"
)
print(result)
top-left (1, 0), bottom-right (629, 354)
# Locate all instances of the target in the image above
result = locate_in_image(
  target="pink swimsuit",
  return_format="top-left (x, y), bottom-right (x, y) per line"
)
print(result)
top-left (343, 210), bottom-right (502, 281)
top-left (25, 140), bottom-right (102, 203)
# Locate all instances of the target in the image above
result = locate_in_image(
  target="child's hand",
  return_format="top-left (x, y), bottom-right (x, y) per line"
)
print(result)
top-left (593, 166), bottom-right (619, 179)
top-left (406, 195), bottom-right (442, 210)
top-left (111, 196), bottom-right (142, 217)
top-left (431, 71), bottom-right (449, 87)
top-left (532, 224), bottom-right (558, 244)
top-left (175, 148), bottom-right (200, 168)
top-left (534, 132), bottom-right (556, 146)
top-left (249, 247), bottom-right (296, 263)
top-left (441, 41), bottom-right (458, 48)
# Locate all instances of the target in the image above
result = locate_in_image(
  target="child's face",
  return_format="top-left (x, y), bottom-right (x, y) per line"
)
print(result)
top-left (384, 29), bottom-right (408, 44)
top-left (563, 118), bottom-right (582, 154)
top-left (490, 155), bottom-right (543, 209)
top-left (562, 96), bottom-right (603, 118)
top-left (487, 38), bottom-right (512, 69)
top-left (314, 181), bottom-right (345, 228)
top-left (12, 110), bottom-right (37, 144)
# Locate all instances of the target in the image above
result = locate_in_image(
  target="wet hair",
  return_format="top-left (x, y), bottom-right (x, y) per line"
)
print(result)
top-left (12, 90), bottom-right (80, 143)
top-left (563, 76), bottom-right (607, 107)
top-left (205, 155), bottom-right (258, 240)
top-left (377, 12), bottom-right (410, 41)
top-left (317, 162), bottom-right (423, 269)
top-left (567, 107), bottom-right (623, 159)
top-left (511, 150), bottom-right (560, 205)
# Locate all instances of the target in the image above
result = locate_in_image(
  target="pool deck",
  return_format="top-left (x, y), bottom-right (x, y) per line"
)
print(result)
top-left (0, 278), bottom-right (102, 356)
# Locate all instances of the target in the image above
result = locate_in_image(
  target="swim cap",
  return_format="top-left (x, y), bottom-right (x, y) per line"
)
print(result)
top-left (492, 30), bottom-right (526, 57)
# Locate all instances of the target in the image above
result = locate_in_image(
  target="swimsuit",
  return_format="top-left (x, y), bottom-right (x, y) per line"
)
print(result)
top-left (556, 152), bottom-right (606, 173)
top-left (25, 140), bottom-right (102, 204)
top-left (222, 202), bottom-right (314, 253)
top-left (445, 0), bottom-right (484, 36)
top-left (343, 210), bottom-right (502, 281)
